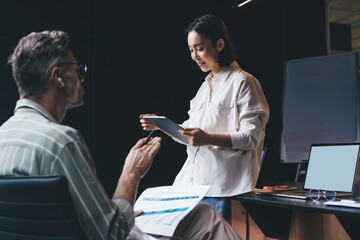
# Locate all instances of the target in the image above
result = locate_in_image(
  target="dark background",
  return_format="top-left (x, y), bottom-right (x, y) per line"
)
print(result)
top-left (0, 0), bottom-right (326, 196)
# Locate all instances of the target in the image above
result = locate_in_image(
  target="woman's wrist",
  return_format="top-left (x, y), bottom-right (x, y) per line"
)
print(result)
top-left (208, 133), bottom-right (232, 148)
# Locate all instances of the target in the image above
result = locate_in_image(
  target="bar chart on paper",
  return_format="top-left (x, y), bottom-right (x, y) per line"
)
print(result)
top-left (134, 185), bottom-right (210, 236)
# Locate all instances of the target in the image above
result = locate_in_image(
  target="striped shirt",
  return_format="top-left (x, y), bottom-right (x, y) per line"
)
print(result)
top-left (0, 99), bottom-right (134, 240)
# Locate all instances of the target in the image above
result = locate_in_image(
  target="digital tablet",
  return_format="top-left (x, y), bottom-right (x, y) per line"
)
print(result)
top-left (143, 116), bottom-right (188, 144)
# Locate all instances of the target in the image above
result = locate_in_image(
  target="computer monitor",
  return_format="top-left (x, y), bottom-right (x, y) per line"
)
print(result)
top-left (304, 143), bottom-right (360, 193)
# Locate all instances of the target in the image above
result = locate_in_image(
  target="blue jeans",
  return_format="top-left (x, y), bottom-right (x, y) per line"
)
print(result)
top-left (199, 197), bottom-right (230, 220)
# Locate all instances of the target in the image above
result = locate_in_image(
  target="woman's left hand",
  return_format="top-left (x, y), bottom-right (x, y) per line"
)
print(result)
top-left (179, 127), bottom-right (210, 146)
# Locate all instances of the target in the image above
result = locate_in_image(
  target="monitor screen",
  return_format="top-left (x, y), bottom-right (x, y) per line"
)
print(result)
top-left (304, 144), bottom-right (360, 192)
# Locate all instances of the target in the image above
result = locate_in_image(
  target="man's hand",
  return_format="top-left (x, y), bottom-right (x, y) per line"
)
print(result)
top-left (123, 136), bottom-right (162, 180)
top-left (134, 210), bottom-right (143, 217)
top-left (113, 137), bottom-right (161, 205)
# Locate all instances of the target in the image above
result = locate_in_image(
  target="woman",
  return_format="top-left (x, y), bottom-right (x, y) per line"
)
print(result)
top-left (140, 14), bottom-right (269, 219)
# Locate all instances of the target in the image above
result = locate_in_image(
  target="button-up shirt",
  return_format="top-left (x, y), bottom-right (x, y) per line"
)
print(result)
top-left (173, 62), bottom-right (269, 196)
top-left (0, 99), bottom-right (134, 239)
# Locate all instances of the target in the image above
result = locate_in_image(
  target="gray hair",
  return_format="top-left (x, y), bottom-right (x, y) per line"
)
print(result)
top-left (8, 30), bottom-right (70, 98)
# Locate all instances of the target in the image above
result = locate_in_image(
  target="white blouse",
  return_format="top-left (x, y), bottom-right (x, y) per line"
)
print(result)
top-left (173, 62), bottom-right (270, 197)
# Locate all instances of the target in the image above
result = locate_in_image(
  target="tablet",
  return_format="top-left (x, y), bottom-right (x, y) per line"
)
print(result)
top-left (143, 116), bottom-right (188, 144)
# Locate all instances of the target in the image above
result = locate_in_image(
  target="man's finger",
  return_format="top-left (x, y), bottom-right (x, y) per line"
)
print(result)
top-left (148, 141), bottom-right (161, 158)
top-left (134, 209), bottom-right (143, 217)
top-left (144, 137), bottom-right (161, 155)
top-left (133, 138), bottom-right (147, 149)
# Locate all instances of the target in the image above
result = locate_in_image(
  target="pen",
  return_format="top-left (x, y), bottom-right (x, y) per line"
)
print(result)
top-left (142, 130), bottom-right (155, 146)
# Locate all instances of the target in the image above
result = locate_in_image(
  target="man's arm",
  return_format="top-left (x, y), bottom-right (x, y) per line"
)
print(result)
top-left (53, 136), bottom-right (161, 240)
top-left (112, 137), bottom-right (161, 205)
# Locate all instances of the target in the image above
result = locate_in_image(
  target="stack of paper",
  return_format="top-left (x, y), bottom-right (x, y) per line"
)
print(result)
top-left (134, 185), bottom-right (210, 237)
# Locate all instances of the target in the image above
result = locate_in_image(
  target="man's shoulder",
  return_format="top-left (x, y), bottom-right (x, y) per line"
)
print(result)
top-left (35, 121), bottom-right (85, 148)
top-left (0, 115), bottom-right (83, 147)
top-left (51, 123), bottom-right (83, 144)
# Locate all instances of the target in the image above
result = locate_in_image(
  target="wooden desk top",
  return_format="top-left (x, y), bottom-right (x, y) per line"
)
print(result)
top-left (232, 192), bottom-right (360, 218)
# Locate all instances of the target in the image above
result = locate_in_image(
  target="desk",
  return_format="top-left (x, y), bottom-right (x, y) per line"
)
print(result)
top-left (232, 192), bottom-right (360, 239)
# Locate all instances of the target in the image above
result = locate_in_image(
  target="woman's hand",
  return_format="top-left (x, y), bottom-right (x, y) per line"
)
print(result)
top-left (180, 128), bottom-right (233, 148)
top-left (139, 114), bottom-right (159, 131)
top-left (179, 127), bottom-right (210, 146)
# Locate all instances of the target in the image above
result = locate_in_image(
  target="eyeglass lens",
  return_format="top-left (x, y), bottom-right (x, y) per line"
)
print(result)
top-left (77, 64), bottom-right (87, 78)
top-left (324, 190), bottom-right (336, 201)
top-left (309, 189), bottom-right (320, 201)
top-left (58, 62), bottom-right (87, 78)
top-left (309, 189), bottom-right (336, 202)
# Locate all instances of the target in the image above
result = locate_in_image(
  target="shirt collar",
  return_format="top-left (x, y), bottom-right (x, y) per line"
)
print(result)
top-left (14, 98), bottom-right (57, 123)
top-left (205, 61), bottom-right (239, 82)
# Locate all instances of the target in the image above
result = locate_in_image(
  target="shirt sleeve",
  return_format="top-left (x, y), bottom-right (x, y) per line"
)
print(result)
top-left (230, 77), bottom-right (269, 150)
top-left (51, 137), bottom-right (134, 240)
top-left (230, 113), bottom-right (267, 150)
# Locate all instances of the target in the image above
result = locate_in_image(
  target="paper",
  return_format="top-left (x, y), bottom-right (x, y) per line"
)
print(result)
top-left (134, 185), bottom-right (210, 237)
top-left (325, 200), bottom-right (360, 208)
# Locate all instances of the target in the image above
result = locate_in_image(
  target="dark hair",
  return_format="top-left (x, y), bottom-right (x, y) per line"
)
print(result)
top-left (8, 30), bottom-right (70, 98)
top-left (186, 14), bottom-right (236, 67)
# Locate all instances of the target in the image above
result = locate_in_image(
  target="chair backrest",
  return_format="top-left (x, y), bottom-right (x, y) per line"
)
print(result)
top-left (0, 175), bottom-right (84, 240)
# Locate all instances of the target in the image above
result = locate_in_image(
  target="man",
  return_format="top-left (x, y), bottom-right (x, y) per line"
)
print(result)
top-left (0, 30), bottom-right (242, 239)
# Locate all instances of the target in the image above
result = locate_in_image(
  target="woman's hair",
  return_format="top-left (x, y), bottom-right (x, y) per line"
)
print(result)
top-left (8, 30), bottom-right (69, 98)
top-left (186, 13), bottom-right (237, 66)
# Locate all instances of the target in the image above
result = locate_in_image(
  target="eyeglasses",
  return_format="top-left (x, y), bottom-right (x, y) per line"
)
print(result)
top-left (309, 189), bottom-right (336, 202)
top-left (57, 62), bottom-right (87, 78)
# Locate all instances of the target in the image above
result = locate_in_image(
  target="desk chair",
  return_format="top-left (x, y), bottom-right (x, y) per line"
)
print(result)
top-left (0, 175), bottom-right (84, 240)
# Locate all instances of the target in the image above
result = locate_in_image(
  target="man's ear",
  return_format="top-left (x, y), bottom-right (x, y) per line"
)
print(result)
top-left (217, 38), bottom-right (225, 52)
top-left (51, 67), bottom-right (63, 88)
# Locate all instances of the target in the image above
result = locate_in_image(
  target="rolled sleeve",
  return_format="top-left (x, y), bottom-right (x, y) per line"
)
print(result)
top-left (230, 113), bottom-right (267, 150)
top-left (113, 198), bottom-right (135, 231)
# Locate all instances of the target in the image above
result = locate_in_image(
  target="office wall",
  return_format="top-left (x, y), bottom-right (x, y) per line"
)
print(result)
top-left (0, 0), bottom-right (326, 196)
top-left (0, 0), bottom-right (90, 139)
top-left (87, 0), bottom-right (288, 194)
